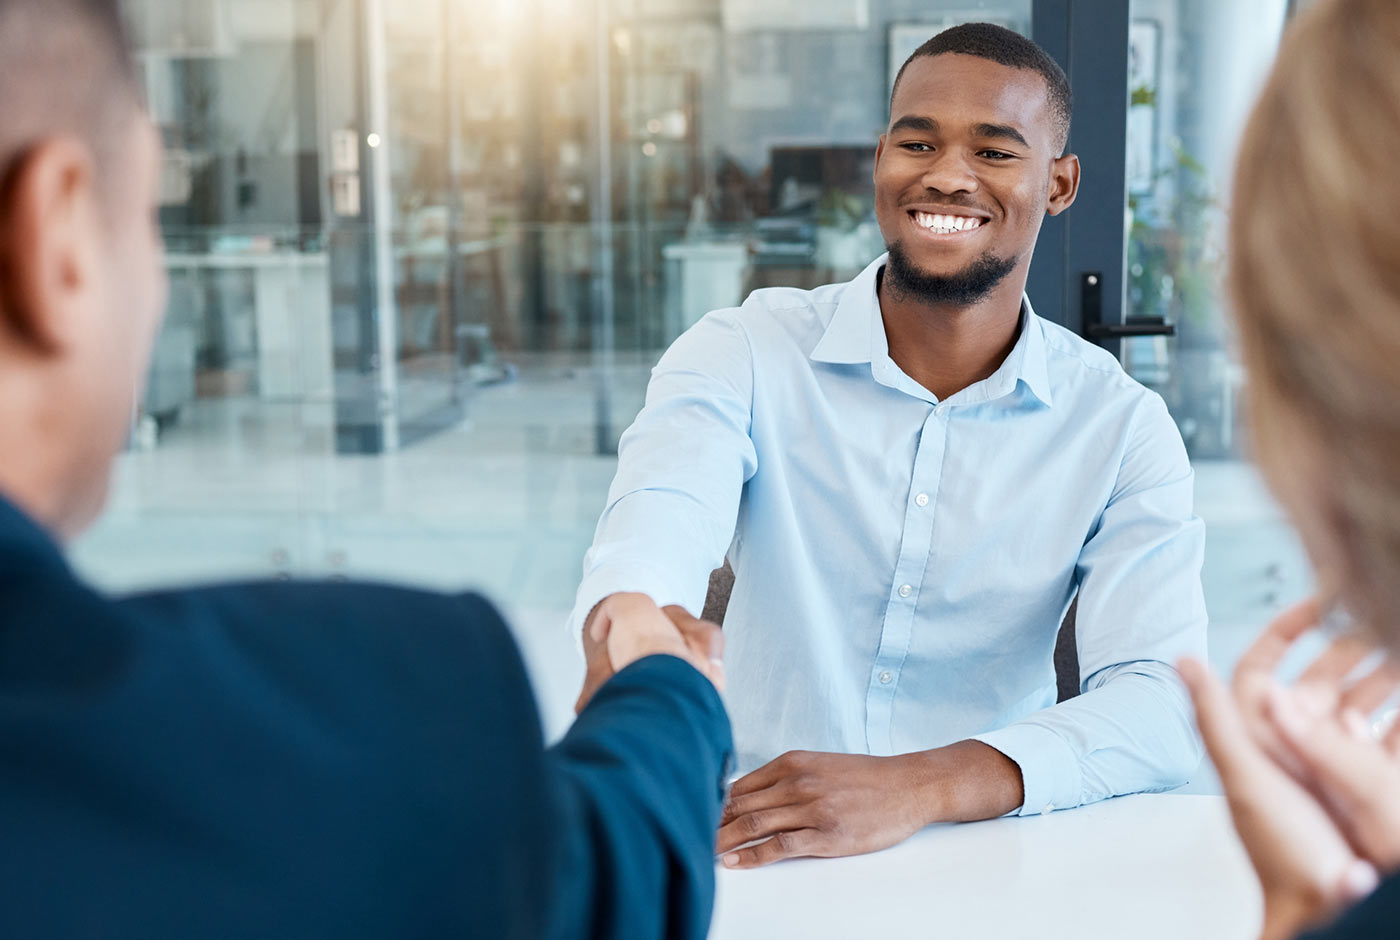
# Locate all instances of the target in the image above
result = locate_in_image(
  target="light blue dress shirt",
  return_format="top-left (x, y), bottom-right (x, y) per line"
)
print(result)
top-left (568, 254), bottom-right (1207, 816)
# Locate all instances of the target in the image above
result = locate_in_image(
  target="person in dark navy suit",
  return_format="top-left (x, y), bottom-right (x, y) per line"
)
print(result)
top-left (0, 1), bottom-right (730, 937)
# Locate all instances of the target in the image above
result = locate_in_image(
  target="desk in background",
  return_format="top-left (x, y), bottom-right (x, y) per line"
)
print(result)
top-left (711, 794), bottom-right (1260, 940)
top-left (165, 251), bottom-right (332, 403)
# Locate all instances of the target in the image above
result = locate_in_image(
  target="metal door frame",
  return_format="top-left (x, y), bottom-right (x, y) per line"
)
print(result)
top-left (1030, 0), bottom-right (1134, 358)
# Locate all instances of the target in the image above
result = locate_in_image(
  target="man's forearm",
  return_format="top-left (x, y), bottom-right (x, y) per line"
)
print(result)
top-left (903, 739), bottom-right (1025, 823)
top-left (972, 663), bottom-right (1201, 813)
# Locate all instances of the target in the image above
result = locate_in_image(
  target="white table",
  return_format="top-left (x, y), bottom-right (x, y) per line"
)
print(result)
top-left (710, 794), bottom-right (1262, 940)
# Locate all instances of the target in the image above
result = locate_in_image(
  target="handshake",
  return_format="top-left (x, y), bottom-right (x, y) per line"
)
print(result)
top-left (575, 593), bottom-right (726, 713)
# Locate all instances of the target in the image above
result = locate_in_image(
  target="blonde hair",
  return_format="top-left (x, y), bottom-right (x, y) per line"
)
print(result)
top-left (1230, 0), bottom-right (1400, 642)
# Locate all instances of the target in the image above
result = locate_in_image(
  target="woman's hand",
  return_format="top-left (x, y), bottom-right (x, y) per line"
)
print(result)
top-left (1180, 598), bottom-right (1400, 940)
top-left (1264, 652), bottom-right (1400, 875)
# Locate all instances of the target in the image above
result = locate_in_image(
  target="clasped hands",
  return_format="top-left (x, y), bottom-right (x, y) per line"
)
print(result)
top-left (578, 599), bottom-right (954, 868)
top-left (1181, 598), bottom-right (1400, 940)
top-left (575, 594), bottom-right (725, 712)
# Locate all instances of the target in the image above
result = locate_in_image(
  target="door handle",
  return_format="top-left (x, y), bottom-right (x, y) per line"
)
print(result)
top-left (1079, 271), bottom-right (1175, 340)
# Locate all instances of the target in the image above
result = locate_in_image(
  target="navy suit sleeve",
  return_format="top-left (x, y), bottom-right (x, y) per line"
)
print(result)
top-left (545, 654), bottom-right (733, 940)
top-left (0, 563), bottom-right (732, 939)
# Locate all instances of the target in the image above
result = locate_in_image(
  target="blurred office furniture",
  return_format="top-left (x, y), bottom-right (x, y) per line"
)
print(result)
top-left (768, 146), bottom-right (874, 216)
top-left (167, 250), bottom-right (333, 402)
top-left (398, 233), bottom-right (517, 383)
top-left (662, 241), bottom-right (750, 339)
top-left (748, 216), bottom-right (818, 290)
top-left (142, 288), bottom-right (198, 430)
top-left (741, 145), bottom-right (880, 292)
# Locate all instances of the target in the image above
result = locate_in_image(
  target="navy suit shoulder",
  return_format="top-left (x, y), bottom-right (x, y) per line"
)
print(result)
top-left (0, 497), bottom-right (732, 940)
top-left (1, 565), bottom-right (556, 938)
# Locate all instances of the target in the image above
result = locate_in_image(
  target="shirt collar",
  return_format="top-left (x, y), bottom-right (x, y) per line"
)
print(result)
top-left (810, 253), bottom-right (1054, 408)
top-left (996, 297), bottom-right (1055, 407)
top-left (810, 255), bottom-right (885, 365)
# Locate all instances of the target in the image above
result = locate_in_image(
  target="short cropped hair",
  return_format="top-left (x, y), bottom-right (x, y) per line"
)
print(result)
top-left (890, 22), bottom-right (1073, 154)
top-left (0, 0), bottom-right (142, 200)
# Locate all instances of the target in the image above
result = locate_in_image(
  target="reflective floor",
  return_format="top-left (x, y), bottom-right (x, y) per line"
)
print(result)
top-left (72, 357), bottom-right (1314, 783)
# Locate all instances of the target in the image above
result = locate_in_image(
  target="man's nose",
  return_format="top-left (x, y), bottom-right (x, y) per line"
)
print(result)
top-left (919, 151), bottom-right (978, 195)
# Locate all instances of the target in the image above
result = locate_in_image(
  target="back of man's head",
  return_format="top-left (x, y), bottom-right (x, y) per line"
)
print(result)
top-left (891, 22), bottom-right (1072, 154)
top-left (0, 0), bottom-right (141, 201)
top-left (0, 0), bottom-right (166, 542)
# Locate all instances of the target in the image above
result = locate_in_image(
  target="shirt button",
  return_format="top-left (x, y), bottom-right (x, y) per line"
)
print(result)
top-left (878, 671), bottom-right (893, 685)
top-left (915, 492), bottom-right (929, 507)
top-left (898, 584), bottom-right (912, 598)
top-left (1041, 802), bottom-right (1055, 816)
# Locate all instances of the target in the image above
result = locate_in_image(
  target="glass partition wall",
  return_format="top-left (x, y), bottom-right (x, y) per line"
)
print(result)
top-left (77, 0), bottom-right (1307, 741)
top-left (1119, 0), bottom-right (1305, 692)
top-left (81, 0), bottom-right (1033, 594)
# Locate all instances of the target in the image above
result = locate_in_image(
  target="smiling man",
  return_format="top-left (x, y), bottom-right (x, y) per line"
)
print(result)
top-left (569, 23), bottom-right (1207, 867)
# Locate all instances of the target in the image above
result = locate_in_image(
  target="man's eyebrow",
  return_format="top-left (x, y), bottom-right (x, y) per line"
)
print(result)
top-left (889, 115), bottom-right (937, 135)
top-left (973, 122), bottom-right (1031, 149)
top-left (888, 116), bottom-right (1032, 150)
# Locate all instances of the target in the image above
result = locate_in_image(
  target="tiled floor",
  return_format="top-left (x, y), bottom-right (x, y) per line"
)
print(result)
top-left (72, 357), bottom-right (1316, 776)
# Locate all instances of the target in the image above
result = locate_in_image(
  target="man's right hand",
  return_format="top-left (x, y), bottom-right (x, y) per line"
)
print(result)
top-left (575, 594), bottom-right (724, 713)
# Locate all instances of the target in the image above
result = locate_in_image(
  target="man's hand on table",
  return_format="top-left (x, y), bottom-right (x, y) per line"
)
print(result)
top-left (1181, 598), bottom-right (1400, 940)
top-left (716, 741), bottom-right (1024, 869)
top-left (574, 595), bottom-right (724, 713)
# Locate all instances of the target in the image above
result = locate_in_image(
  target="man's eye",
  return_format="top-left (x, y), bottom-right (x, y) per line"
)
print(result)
top-left (980, 150), bottom-right (1015, 160)
top-left (901, 142), bottom-right (933, 152)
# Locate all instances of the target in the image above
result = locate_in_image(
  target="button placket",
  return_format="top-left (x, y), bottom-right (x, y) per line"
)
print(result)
top-left (865, 407), bottom-right (949, 755)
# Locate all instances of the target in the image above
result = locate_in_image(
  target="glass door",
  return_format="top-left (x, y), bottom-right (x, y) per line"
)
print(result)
top-left (1116, 0), bottom-right (1304, 684)
top-left (1049, 0), bottom-right (1304, 789)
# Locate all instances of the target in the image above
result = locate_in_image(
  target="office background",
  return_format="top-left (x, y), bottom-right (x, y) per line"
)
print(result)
top-left (78, 0), bottom-right (1310, 745)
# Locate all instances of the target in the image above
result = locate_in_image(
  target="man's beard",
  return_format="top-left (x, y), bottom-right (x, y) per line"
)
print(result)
top-left (884, 240), bottom-right (1018, 307)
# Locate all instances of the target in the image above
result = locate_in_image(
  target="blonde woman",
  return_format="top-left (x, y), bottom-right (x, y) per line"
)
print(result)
top-left (1179, 0), bottom-right (1400, 938)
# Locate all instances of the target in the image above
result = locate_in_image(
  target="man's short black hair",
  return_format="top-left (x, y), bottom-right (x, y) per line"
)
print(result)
top-left (890, 22), bottom-right (1073, 154)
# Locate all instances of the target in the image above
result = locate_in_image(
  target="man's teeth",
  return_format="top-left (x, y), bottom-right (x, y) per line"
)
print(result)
top-left (913, 211), bottom-right (984, 234)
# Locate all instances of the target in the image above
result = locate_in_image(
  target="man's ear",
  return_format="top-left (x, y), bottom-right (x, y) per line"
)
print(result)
top-left (1046, 152), bottom-right (1081, 217)
top-left (0, 138), bottom-right (101, 355)
top-left (873, 134), bottom-right (887, 182)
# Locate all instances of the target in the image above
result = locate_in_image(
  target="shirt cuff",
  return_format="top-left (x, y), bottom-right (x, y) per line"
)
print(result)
top-left (971, 722), bottom-right (1083, 817)
top-left (565, 561), bottom-right (697, 656)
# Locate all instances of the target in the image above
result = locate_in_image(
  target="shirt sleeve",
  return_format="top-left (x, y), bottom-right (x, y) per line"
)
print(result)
top-left (545, 655), bottom-right (734, 940)
top-left (972, 391), bottom-right (1208, 815)
top-left (565, 310), bottom-right (759, 646)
